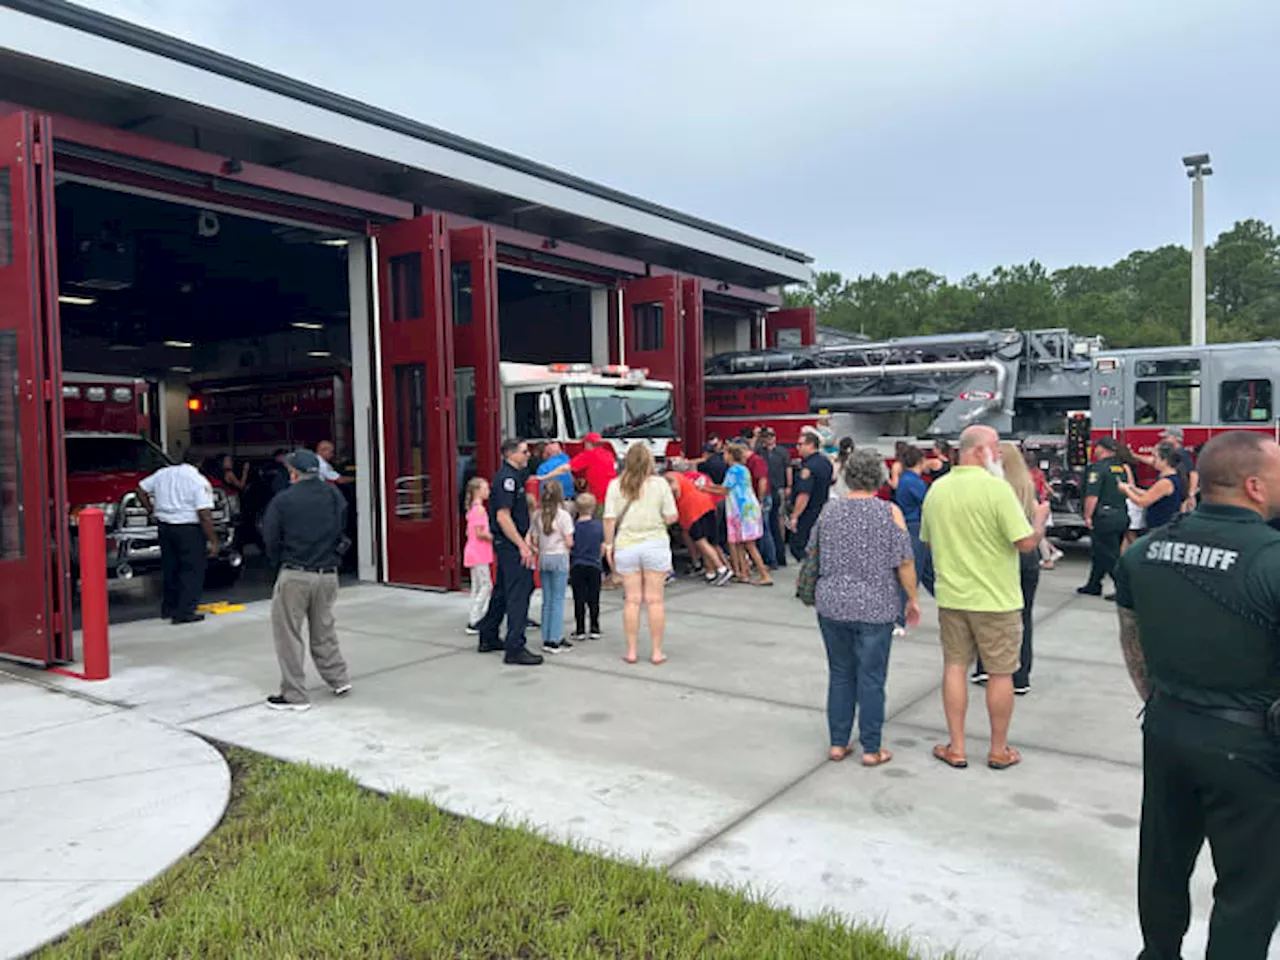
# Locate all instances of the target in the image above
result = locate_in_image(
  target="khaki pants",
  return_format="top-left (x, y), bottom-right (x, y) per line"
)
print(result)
top-left (271, 568), bottom-right (349, 704)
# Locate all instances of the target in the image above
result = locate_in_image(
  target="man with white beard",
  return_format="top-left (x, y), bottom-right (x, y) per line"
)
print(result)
top-left (919, 425), bottom-right (1051, 771)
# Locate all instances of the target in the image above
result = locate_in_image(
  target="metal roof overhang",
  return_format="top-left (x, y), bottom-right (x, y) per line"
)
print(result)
top-left (0, 0), bottom-right (813, 290)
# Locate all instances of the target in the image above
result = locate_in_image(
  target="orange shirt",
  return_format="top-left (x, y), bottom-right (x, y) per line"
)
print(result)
top-left (674, 472), bottom-right (716, 528)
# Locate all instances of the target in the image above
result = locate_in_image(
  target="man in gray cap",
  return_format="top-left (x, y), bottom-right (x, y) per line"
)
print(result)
top-left (260, 449), bottom-right (352, 711)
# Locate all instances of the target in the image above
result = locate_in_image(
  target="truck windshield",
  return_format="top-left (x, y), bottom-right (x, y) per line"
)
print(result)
top-left (66, 436), bottom-right (171, 474)
top-left (565, 385), bottom-right (677, 439)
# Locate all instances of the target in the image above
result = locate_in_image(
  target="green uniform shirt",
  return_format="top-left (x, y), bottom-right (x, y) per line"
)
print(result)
top-left (1115, 503), bottom-right (1280, 711)
top-left (1085, 455), bottom-right (1129, 514)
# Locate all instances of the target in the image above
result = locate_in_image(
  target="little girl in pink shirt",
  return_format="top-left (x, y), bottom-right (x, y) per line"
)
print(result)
top-left (463, 477), bottom-right (494, 633)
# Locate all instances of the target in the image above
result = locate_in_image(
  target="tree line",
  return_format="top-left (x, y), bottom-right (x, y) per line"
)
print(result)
top-left (783, 219), bottom-right (1280, 348)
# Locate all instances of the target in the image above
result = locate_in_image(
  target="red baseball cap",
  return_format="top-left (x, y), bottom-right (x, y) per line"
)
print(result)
top-left (584, 432), bottom-right (603, 443)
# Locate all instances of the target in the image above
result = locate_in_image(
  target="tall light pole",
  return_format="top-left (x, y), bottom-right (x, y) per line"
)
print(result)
top-left (1182, 153), bottom-right (1212, 346)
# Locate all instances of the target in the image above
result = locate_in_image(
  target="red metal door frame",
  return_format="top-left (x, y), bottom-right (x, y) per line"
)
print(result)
top-left (681, 277), bottom-right (705, 450)
top-left (0, 112), bottom-right (70, 665)
top-left (374, 213), bottom-right (460, 590)
top-left (765, 306), bottom-right (817, 348)
top-left (621, 276), bottom-right (683, 444)
top-left (449, 225), bottom-right (501, 485)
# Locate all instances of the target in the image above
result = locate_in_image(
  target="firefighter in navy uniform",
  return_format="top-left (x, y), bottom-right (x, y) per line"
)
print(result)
top-left (787, 430), bottom-right (834, 561)
top-left (1114, 431), bottom-right (1280, 960)
top-left (1078, 435), bottom-right (1131, 598)
top-left (475, 438), bottom-right (543, 666)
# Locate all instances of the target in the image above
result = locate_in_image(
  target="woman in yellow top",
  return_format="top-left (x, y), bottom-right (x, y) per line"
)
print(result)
top-left (604, 445), bottom-right (678, 665)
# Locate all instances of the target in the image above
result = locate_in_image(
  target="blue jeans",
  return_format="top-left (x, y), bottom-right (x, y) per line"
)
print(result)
top-left (540, 566), bottom-right (568, 644)
top-left (818, 616), bottom-right (894, 753)
top-left (759, 493), bottom-right (778, 567)
top-left (897, 519), bottom-right (935, 627)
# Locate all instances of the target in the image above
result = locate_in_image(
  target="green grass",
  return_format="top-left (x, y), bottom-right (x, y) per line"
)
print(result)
top-left (39, 747), bottom-right (929, 959)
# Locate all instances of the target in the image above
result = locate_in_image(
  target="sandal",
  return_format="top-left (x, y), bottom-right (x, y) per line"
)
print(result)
top-left (862, 749), bottom-right (893, 767)
top-left (933, 743), bottom-right (968, 769)
top-left (828, 746), bottom-right (854, 762)
top-left (988, 746), bottom-right (1023, 770)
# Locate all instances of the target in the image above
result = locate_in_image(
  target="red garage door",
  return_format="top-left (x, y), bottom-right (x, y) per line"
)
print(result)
top-left (0, 111), bottom-right (70, 664)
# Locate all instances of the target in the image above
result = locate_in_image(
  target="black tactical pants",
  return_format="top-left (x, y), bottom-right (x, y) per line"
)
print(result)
top-left (1138, 697), bottom-right (1280, 959)
top-left (1084, 509), bottom-right (1127, 591)
top-left (476, 542), bottom-right (533, 659)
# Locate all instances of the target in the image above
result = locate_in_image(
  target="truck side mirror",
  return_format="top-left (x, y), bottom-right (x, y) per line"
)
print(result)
top-left (537, 392), bottom-right (555, 437)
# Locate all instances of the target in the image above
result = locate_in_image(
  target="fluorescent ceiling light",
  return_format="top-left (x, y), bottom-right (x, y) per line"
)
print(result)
top-left (307, 350), bottom-right (332, 358)
top-left (163, 339), bottom-right (193, 349)
top-left (58, 294), bottom-right (97, 306)
top-left (316, 238), bottom-right (350, 247)
top-left (292, 321), bottom-right (325, 330)
top-left (170, 365), bottom-right (194, 373)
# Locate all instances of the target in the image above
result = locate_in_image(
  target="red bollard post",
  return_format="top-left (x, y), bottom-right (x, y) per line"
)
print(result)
top-left (77, 507), bottom-right (110, 680)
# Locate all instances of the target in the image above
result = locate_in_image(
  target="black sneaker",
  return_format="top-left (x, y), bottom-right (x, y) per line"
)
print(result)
top-left (570, 632), bottom-right (587, 642)
top-left (1076, 585), bottom-right (1102, 596)
top-left (589, 630), bottom-right (603, 640)
top-left (1014, 684), bottom-right (1031, 696)
top-left (477, 642), bottom-right (503, 653)
top-left (971, 672), bottom-right (989, 685)
top-left (266, 695), bottom-right (311, 712)
top-left (333, 683), bottom-right (353, 697)
top-left (712, 567), bottom-right (734, 587)
top-left (543, 640), bottom-right (573, 654)
top-left (171, 613), bottom-right (206, 624)
top-left (465, 624), bottom-right (479, 636)
top-left (1104, 593), bottom-right (1117, 602)
top-left (504, 648), bottom-right (544, 666)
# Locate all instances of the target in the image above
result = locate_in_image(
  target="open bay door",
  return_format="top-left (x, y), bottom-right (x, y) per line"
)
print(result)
top-left (621, 275), bottom-right (685, 439)
top-left (449, 225), bottom-right (501, 485)
top-left (0, 112), bottom-right (70, 664)
top-left (374, 213), bottom-right (460, 590)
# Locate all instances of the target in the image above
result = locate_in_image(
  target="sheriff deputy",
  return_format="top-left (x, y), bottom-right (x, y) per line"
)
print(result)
top-left (1078, 435), bottom-right (1130, 599)
top-left (135, 449), bottom-right (219, 624)
top-left (1114, 430), bottom-right (1280, 959)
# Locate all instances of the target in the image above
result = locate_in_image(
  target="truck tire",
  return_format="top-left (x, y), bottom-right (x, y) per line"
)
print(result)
top-left (204, 562), bottom-right (242, 590)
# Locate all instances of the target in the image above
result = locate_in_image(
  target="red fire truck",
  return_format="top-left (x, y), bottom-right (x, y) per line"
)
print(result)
top-left (63, 373), bottom-right (241, 584)
top-left (1089, 340), bottom-right (1280, 481)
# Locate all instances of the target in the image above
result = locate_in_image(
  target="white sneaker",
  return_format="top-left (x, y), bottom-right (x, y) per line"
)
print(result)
top-left (333, 683), bottom-right (353, 697)
top-left (892, 626), bottom-right (907, 637)
top-left (266, 695), bottom-right (311, 712)
top-left (465, 624), bottom-right (479, 635)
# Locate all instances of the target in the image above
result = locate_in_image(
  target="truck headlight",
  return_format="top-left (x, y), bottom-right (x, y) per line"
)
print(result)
top-left (69, 502), bottom-right (119, 528)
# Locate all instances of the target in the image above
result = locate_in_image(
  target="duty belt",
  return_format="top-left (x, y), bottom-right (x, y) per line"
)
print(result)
top-left (281, 563), bottom-right (338, 574)
top-left (1163, 693), bottom-right (1267, 730)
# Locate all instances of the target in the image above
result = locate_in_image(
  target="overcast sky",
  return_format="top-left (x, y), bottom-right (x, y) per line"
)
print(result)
top-left (76, 0), bottom-right (1280, 280)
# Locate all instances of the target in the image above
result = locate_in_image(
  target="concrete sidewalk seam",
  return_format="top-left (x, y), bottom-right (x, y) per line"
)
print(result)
top-left (0, 758), bottom-right (223, 798)
top-left (1, 707), bottom-right (128, 744)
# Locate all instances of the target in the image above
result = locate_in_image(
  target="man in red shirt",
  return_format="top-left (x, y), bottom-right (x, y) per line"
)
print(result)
top-left (540, 432), bottom-right (617, 507)
top-left (667, 469), bottom-right (731, 585)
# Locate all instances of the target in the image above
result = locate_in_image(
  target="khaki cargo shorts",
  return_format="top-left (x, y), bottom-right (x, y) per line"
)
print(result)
top-left (938, 608), bottom-right (1023, 675)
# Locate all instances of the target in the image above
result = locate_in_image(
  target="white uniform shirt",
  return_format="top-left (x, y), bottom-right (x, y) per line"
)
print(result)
top-left (139, 464), bottom-right (215, 524)
top-left (317, 455), bottom-right (341, 482)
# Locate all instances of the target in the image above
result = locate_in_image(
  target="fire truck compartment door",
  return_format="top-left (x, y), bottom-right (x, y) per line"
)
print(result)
top-left (0, 112), bottom-right (69, 665)
top-left (374, 214), bottom-right (459, 590)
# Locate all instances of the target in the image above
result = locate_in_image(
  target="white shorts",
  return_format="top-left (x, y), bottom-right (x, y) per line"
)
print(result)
top-left (613, 539), bottom-right (672, 575)
top-left (1127, 501), bottom-right (1146, 531)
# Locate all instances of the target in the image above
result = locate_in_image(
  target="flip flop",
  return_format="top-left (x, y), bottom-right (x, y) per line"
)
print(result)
top-left (988, 746), bottom-right (1023, 770)
top-left (933, 743), bottom-right (968, 769)
top-left (862, 749), bottom-right (893, 767)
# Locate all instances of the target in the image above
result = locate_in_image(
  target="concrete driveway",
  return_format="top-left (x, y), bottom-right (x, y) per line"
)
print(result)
top-left (39, 553), bottom-right (1270, 959)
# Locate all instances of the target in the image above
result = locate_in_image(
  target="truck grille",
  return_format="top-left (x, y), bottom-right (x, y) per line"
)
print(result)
top-left (119, 492), bottom-right (151, 529)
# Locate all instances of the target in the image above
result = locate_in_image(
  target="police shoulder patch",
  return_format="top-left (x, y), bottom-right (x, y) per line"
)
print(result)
top-left (1087, 472), bottom-right (1098, 483)
top-left (503, 477), bottom-right (516, 492)
top-left (800, 468), bottom-right (812, 480)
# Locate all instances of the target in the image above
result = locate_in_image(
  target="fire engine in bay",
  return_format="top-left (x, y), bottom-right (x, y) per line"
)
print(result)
top-left (704, 328), bottom-right (1100, 537)
top-left (62, 373), bottom-right (242, 585)
top-left (457, 361), bottom-right (678, 480)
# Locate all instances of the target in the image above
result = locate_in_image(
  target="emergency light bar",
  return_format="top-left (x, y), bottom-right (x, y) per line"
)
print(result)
top-left (545, 363), bottom-right (650, 382)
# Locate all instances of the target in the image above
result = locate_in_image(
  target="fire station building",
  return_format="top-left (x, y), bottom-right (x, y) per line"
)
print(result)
top-left (0, 0), bottom-right (814, 665)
